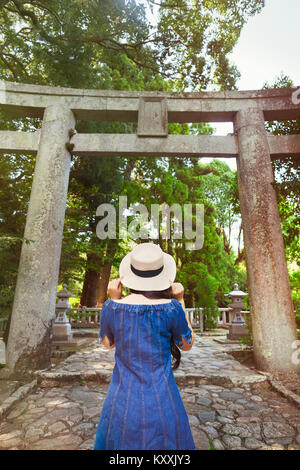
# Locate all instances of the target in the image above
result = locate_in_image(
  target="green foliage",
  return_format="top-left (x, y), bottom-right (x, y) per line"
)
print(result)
top-left (290, 269), bottom-right (300, 313)
top-left (0, 0), bottom-right (265, 90)
top-left (155, 0), bottom-right (265, 89)
top-left (263, 74), bottom-right (300, 265)
top-left (239, 312), bottom-right (253, 347)
top-left (66, 309), bottom-right (97, 322)
top-left (146, 158), bottom-right (247, 324)
top-left (177, 262), bottom-right (218, 329)
top-left (0, 110), bottom-right (38, 315)
top-left (0, 235), bottom-right (21, 317)
top-left (209, 439), bottom-right (215, 450)
top-left (200, 159), bottom-right (240, 254)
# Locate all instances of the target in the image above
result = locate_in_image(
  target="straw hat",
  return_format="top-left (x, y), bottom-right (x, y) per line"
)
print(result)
top-left (119, 242), bottom-right (176, 291)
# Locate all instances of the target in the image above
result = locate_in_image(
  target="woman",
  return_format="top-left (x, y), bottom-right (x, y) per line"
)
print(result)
top-left (93, 242), bottom-right (196, 450)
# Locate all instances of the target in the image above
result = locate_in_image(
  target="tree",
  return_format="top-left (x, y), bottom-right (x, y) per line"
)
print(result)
top-left (200, 159), bottom-right (239, 254)
top-left (0, 0), bottom-right (265, 89)
top-left (155, 0), bottom-right (265, 89)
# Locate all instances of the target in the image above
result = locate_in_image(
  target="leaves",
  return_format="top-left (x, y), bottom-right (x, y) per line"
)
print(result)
top-left (0, 0), bottom-right (265, 89)
top-left (155, 0), bottom-right (264, 89)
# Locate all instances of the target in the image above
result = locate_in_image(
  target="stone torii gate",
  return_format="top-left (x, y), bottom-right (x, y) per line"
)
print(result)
top-left (0, 80), bottom-right (300, 378)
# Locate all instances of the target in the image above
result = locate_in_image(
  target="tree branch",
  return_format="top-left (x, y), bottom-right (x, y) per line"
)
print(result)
top-left (3, 50), bottom-right (30, 76)
top-left (27, 0), bottom-right (62, 25)
top-left (75, 34), bottom-right (168, 76)
top-left (0, 51), bottom-right (18, 79)
top-left (11, 0), bottom-right (56, 44)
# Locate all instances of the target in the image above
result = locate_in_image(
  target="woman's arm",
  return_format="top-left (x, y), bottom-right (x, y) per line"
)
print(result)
top-left (170, 283), bottom-right (195, 351)
top-left (108, 278), bottom-right (122, 300)
top-left (177, 297), bottom-right (195, 351)
top-left (99, 279), bottom-right (122, 349)
top-left (101, 336), bottom-right (115, 349)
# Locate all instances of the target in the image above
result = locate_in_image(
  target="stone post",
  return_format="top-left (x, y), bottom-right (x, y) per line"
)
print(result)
top-left (234, 108), bottom-right (299, 373)
top-left (226, 284), bottom-right (248, 341)
top-left (52, 285), bottom-right (74, 343)
top-left (199, 308), bottom-right (204, 333)
top-left (6, 104), bottom-right (75, 377)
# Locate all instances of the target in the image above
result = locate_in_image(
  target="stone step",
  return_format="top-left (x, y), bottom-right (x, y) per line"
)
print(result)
top-left (0, 380), bottom-right (37, 421)
top-left (35, 367), bottom-right (268, 389)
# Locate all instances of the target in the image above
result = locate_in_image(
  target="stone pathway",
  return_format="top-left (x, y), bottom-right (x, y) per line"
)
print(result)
top-left (0, 335), bottom-right (299, 450)
top-left (36, 334), bottom-right (267, 388)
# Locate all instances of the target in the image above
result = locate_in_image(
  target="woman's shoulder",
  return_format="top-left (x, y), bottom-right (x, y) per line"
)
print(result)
top-left (103, 297), bottom-right (178, 311)
top-left (101, 299), bottom-right (114, 310)
top-left (111, 294), bottom-right (173, 305)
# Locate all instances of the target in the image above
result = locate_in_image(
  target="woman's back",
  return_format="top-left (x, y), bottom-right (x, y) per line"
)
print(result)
top-left (94, 298), bottom-right (195, 450)
top-left (100, 298), bottom-right (192, 381)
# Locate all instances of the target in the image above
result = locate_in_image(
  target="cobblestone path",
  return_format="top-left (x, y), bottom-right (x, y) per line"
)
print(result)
top-left (0, 336), bottom-right (299, 450)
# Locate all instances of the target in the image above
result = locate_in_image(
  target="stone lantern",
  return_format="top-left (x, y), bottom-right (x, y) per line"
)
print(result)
top-left (226, 283), bottom-right (249, 340)
top-left (52, 284), bottom-right (74, 343)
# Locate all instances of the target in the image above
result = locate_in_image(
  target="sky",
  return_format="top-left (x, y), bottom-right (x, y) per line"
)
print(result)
top-left (209, 0), bottom-right (300, 171)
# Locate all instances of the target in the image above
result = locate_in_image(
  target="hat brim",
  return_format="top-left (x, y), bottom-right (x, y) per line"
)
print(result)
top-left (119, 252), bottom-right (176, 291)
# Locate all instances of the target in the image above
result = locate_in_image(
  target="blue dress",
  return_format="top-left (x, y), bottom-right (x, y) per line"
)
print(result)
top-left (94, 298), bottom-right (196, 450)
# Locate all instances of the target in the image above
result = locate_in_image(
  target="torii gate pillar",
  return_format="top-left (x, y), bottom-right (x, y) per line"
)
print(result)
top-left (6, 104), bottom-right (75, 377)
top-left (234, 108), bottom-right (298, 373)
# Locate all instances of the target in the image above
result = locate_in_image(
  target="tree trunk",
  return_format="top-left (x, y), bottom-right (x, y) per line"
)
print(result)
top-left (80, 252), bottom-right (102, 307)
top-left (228, 211), bottom-right (231, 247)
top-left (237, 221), bottom-right (242, 257)
top-left (234, 248), bottom-right (245, 265)
top-left (80, 268), bottom-right (100, 307)
top-left (97, 264), bottom-right (112, 306)
top-left (221, 227), bottom-right (231, 254)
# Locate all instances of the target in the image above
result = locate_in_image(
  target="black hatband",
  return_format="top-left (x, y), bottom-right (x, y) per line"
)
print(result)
top-left (130, 264), bottom-right (164, 278)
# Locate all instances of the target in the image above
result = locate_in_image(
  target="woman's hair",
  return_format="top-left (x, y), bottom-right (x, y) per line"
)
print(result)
top-left (129, 287), bottom-right (181, 370)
